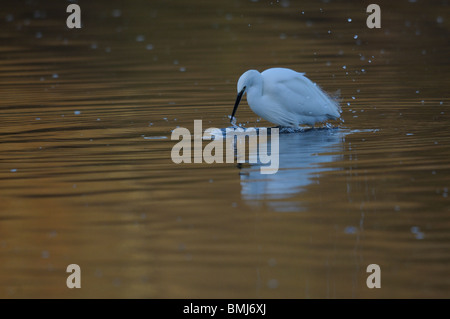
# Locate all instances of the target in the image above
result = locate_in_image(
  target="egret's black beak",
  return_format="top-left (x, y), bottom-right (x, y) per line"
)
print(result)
top-left (230, 87), bottom-right (246, 123)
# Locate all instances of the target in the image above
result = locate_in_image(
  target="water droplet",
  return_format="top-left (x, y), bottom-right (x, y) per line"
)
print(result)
top-left (347, 18), bottom-right (352, 22)
top-left (268, 258), bottom-right (277, 267)
top-left (146, 44), bottom-right (154, 50)
top-left (112, 9), bottom-right (122, 18)
top-left (344, 226), bottom-right (357, 234)
top-left (74, 110), bottom-right (81, 115)
top-left (143, 136), bottom-right (168, 140)
top-left (33, 10), bottom-right (46, 19)
top-left (410, 226), bottom-right (425, 239)
top-left (415, 232), bottom-right (425, 240)
top-left (267, 279), bottom-right (279, 289)
top-left (136, 35), bottom-right (145, 42)
top-left (354, 35), bottom-right (358, 39)
top-left (10, 169), bottom-right (17, 173)
top-left (411, 226), bottom-right (419, 233)
top-left (113, 278), bottom-right (121, 287)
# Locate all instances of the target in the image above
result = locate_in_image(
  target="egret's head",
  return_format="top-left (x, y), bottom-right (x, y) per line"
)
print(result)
top-left (237, 69), bottom-right (260, 94)
top-left (231, 70), bottom-right (260, 123)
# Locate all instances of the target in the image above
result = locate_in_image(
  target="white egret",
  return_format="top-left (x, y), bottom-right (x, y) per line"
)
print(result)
top-left (230, 68), bottom-right (341, 127)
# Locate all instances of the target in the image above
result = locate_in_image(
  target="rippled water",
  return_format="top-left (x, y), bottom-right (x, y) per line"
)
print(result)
top-left (1, 0), bottom-right (449, 298)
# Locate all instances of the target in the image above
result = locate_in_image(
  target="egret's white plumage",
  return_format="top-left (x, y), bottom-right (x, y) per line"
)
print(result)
top-left (231, 68), bottom-right (341, 127)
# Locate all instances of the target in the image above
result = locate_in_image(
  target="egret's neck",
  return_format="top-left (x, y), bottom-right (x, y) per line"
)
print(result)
top-left (246, 75), bottom-right (263, 105)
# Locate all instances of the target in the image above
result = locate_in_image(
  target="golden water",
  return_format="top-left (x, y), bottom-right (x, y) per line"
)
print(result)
top-left (0, 0), bottom-right (449, 298)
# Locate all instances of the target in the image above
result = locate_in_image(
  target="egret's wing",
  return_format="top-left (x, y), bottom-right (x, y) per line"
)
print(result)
top-left (282, 75), bottom-right (340, 117)
top-left (262, 69), bottom-right (340, 118)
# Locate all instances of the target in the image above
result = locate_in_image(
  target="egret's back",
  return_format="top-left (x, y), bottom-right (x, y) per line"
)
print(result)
top-left (261, 68), bottom-right (341, 125)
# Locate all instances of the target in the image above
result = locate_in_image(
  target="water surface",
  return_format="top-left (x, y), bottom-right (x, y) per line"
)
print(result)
top-left (0, 0), bottom-right (449, 298)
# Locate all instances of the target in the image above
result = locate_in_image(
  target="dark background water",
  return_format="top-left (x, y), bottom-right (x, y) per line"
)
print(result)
top-left (0, 0), bottom-right (449, 298)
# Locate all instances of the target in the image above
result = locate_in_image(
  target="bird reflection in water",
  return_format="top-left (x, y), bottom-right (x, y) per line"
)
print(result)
top-left (236, 128), bottom-right (349, 212)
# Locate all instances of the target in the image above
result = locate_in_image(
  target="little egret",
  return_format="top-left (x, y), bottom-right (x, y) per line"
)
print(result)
top-left (230, 68), bottom-right (341, 127)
